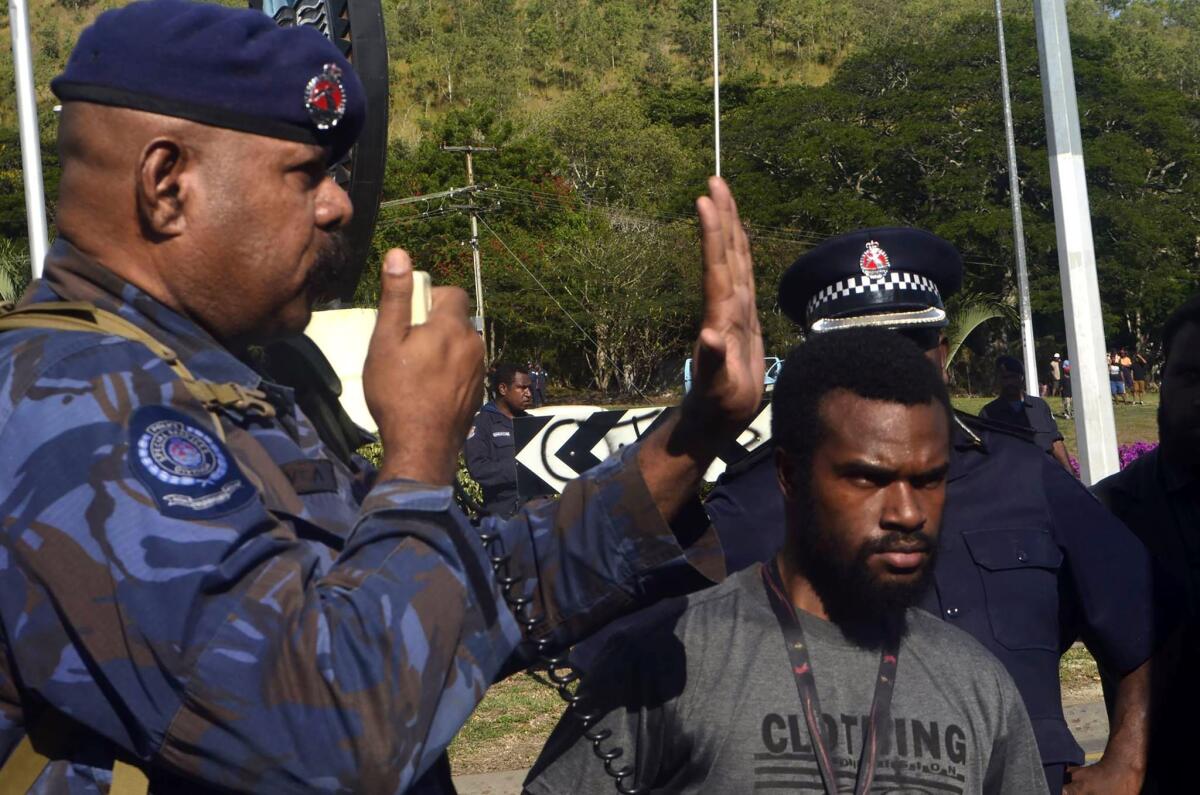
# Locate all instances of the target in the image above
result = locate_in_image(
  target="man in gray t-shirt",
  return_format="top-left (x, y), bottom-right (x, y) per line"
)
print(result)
top-left (525, 329), bottom-right (1046, 795)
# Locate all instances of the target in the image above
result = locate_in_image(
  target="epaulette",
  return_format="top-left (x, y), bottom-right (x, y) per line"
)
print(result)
top-left (953, 409), bottom-right (1040, 448)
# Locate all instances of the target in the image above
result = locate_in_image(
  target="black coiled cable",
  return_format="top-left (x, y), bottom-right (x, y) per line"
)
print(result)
top-left (476, 525), bottom-right (645, 795)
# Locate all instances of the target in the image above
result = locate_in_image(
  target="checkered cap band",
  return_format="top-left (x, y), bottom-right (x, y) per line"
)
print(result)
top-left (806, 271), bottom-right (942, 322)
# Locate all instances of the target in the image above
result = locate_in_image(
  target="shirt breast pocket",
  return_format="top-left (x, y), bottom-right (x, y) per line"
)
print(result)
top-left (962, 528), bottom-right (1063, 652)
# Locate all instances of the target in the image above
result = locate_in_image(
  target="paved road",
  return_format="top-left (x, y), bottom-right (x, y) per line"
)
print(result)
top-left (453, 700), bottom-right (1111, 794)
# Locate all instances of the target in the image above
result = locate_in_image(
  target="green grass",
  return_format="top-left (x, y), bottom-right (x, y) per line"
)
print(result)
top-left (448, 673), bottom-right (565, 776)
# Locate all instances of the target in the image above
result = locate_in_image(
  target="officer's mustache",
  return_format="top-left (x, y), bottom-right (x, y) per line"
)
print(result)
top-left (306, 232), bottom-right (351, 305)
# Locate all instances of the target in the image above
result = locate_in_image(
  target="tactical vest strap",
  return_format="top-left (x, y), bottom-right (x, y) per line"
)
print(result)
top-left (0, 721), bottom-right (148, 795)
top-left (0, 736), bottom-right (50, 794)
top-left (0, 301), bottom-right (276, 441)
top-left (111, 759), bottom-right (151, 795)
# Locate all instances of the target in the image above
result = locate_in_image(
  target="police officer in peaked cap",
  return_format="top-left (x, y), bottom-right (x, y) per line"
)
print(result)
top-left (0, 1), bottom-right (765, 792)
top-left (704, 228), bottom-right (1173, 794)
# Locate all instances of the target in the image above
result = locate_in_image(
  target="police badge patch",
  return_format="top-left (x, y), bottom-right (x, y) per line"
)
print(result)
top-left (129, 406), bottom-right (254, 520)
top-left (859, 241), bottom-right (891, 280)
top-left (304, 62), bottom-right (347, 130)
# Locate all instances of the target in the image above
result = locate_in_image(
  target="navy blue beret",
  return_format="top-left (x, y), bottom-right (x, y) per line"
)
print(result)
top-left (778, 227), bottom-right (963, 332)
top-left (52, 0), bottom-right (365, 163)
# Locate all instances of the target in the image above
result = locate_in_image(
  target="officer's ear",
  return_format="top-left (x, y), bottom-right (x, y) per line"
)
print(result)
top-left (136, 137), bottom-right (189, 238)
top-left (775, 447), bottom-right (800, 502)
top-left (936, 334), bottom-right (950, 383)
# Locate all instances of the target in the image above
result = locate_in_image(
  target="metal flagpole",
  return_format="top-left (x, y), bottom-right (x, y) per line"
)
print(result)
top-left (1033, 0), bottom-right (1118, 483)
top-left (9, 0), bottom-right (48, 279)
top-left (994, 0), bottom-right (1038, 395)
top-left (712, 0), bottom-right (721, 176)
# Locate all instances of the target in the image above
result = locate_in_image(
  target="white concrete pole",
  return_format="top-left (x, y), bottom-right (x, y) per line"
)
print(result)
top-left (1034, 0), bottom-right (1119, 483)
top-left (9, 0), bottom-right (48, 279)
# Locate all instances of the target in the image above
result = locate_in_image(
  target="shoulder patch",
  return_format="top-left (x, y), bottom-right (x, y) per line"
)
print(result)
top-left (129, 406), bottom-right (254, 519)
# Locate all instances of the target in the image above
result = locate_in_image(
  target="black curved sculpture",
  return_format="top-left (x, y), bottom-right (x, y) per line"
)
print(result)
top-left (250, 0), bottom-right (389, 303)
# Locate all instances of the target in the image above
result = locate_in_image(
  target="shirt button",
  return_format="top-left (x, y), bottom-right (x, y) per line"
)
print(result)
top-left (1017, 551), bottom-right (1029, 563)
top-left (945, 607), bottom-right (960, 618)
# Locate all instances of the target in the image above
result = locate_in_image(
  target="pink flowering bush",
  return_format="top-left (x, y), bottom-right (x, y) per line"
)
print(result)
top-left (1068, 441), bottom-right (1158, 478)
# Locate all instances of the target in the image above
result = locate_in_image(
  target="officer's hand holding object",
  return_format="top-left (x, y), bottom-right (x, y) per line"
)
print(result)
top-left (364, 248), bottom-right (484, 486)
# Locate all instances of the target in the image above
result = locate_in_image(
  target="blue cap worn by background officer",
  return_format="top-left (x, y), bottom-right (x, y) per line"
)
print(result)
top-left (703, 226), bottom-right (1173, 794)
top-left (0, 2), bottom-right (743, 793)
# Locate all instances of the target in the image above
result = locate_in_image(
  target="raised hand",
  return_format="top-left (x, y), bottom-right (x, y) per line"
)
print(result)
top-left (684, 176), bottom-right (766, 442)
top-left (364, 249), bottom-right (484, 485)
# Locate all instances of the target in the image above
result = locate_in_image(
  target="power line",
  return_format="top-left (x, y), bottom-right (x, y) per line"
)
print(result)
top-left (474, 217), bottom-right (647, 402)
top-left (476, 215), bottom-right (600, 352)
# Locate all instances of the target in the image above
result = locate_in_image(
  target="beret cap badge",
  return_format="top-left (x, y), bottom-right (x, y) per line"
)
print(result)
top-left (305, 62), bottom-right (347, 130)
top-left (859, 241), bottom-right (891, 280)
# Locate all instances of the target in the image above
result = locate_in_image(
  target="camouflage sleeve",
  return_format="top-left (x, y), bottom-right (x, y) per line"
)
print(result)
top-left (0, 340), bottom-right (723, 793)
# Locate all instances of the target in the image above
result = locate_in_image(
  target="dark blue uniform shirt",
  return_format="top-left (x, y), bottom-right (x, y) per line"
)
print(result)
top-left (703, 413), bottom-right (1171, 787)
top-left (979, 395), bottom-right (1063, 455)
top-left (465, 402), bottom-right (523, 518)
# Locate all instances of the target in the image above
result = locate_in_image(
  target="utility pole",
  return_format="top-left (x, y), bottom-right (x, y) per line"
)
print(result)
top-left (994, 0), bottom-right (1038, 395)
top-left (711, 0), bottom-right (721, 176)
top-left (442, 145), bottom-right (495, 353)
top-left (1033, 0), bottom-right (1118, 483)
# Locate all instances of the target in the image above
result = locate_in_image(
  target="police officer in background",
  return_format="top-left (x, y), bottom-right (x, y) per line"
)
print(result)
top-left (704, 228), bottom-right (1169, 794)
top-left (466, 362), bottom-right (533, 517)
top-left (0, 2), bottom-right (765, 791)
top-left (980, 355), bottom-right (1074, 474)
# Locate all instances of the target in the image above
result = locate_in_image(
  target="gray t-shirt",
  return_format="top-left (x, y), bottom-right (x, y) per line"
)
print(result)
top-left (525, 566), bottom-right (1047, 795)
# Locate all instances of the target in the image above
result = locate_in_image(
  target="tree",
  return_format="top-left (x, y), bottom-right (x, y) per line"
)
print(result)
top-left (722, 14), bottom-right (1200, 354)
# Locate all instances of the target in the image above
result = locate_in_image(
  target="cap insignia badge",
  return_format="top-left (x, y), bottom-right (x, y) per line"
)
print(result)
top-left (305, 63), bottom-right (346, 130)
top-left (859, 240), bottom-right (891, 280)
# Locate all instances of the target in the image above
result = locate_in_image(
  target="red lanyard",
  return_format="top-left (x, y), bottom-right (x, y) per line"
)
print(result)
top-left (760, 561), bottom-right (900, 795)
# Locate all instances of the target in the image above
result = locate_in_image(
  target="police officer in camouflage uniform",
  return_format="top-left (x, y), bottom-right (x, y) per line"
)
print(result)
top-left (703, 229), bottom-right (1171, 795)
top-left (0, 2), bottom-right (765, 792)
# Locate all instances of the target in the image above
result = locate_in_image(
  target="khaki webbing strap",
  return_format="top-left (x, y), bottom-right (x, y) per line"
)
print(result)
top-left (0, 726), bottom-right (149, 795)
top-left (0, 301), bottom-right (276, 441)
top-left (111, 760), bottom-right (151, 795)
top-left (0, 736), bottom-right (52, 794)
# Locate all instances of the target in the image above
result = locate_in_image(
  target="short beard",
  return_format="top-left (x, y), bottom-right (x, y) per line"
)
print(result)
top-left (786, 496), bottom-right (937, 649)
top-left (305, 231), bottom-right (352, 306)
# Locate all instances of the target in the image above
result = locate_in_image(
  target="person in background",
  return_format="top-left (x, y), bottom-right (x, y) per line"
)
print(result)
top-left (1093, 293), bottom-right (1200, 793)
top-left (1062, 357), bottom-right (1074, 418)
top-left (526, 329), bottom-right (1048, 795)
top-left (531, 361), bottom-right (548, 407)
top-left (1120, 348), bottom-right (1135, 399)
top-left (1131, 349), bottom-right (1148, 405)
top-left (1110, 351), bottom-right (1128, 404)
top-left (1049, 353), bottom-right (1062, 398)
top-left (980, 356), bottom-right (1074, 474)
top-left (466, 362), bottom-right (533, 518)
